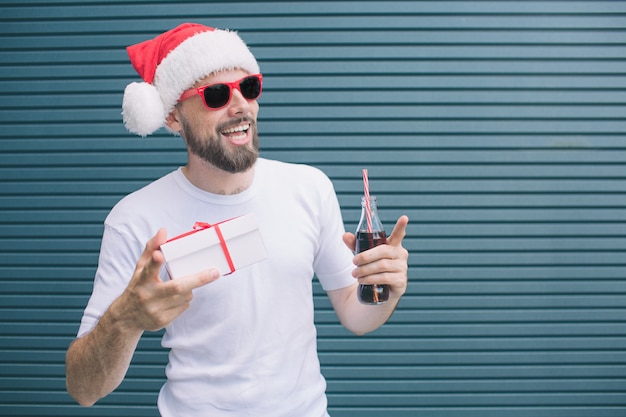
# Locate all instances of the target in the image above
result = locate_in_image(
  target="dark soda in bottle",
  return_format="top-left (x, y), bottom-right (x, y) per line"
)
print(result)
top-left (355, 196), bottom-right (389, 304)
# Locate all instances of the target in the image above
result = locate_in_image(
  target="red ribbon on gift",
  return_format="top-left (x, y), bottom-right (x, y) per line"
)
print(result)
top-left (166, 220), bottom-right (236, 274)
top-left (193, 222), bottom-right (236, 274)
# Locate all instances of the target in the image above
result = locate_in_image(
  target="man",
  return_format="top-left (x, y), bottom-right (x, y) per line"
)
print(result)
top-left (66, 23), bottom-right (409, 417)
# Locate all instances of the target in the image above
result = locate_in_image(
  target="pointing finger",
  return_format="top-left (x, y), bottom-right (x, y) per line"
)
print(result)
top-left (165, 268), bottom-right (221, 294)
top-left (387, 215), bottom-right (409, 246)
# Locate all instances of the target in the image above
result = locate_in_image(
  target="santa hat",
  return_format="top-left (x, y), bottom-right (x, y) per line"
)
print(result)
top-left (121, 23), bottom-right (260, 136)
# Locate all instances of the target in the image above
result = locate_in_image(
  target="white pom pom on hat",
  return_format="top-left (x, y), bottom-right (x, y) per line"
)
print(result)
top-left (122, 82), bottom-right (165, 137)
top-left (121, 23), bottom-right (260, 137)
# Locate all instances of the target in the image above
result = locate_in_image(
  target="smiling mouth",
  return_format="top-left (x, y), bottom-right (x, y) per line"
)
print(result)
top-left (221, 123), bottom-right (250, 140)
top-left (220, 123), bottom-right (250, 145)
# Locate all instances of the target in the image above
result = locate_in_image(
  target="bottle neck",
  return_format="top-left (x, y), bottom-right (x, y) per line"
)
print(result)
top-left (358, 195), bottom-right (384, 233)
top-left (361, 196), bottom-right (378, 210)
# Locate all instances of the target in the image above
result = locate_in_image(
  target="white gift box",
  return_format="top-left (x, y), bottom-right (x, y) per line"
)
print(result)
top-left (160, 213), bottom-right (267, 279)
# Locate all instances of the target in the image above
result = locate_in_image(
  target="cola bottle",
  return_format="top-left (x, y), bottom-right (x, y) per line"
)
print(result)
top-left (355, 196), bottom-right (389, 304)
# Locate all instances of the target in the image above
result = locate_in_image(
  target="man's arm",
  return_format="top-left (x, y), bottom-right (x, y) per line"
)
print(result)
top-left (327, 215), bottom-right (409, 335)
top-left (66, 229), bottom-right (220, 406)
top-left (65, 301), bottom-right (144, 406)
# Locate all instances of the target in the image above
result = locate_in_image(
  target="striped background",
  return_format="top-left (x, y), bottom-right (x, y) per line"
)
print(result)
top-left (1, 1), bottom-right (625, 416)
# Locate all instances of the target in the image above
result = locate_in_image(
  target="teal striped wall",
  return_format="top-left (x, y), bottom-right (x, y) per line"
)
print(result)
top-left (1, 1), bottom-right (625, 416)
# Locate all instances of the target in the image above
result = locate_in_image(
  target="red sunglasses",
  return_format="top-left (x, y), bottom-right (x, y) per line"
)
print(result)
top-left (178, 74), bottom-right (263, 110)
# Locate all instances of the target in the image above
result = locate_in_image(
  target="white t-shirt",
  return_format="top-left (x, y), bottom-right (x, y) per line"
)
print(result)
top-left (78, 158), bottom-right (355, 417)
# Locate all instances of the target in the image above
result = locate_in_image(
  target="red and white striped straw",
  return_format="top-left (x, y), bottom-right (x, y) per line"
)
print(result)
top-left (362, 168), bottom-right (372, 233)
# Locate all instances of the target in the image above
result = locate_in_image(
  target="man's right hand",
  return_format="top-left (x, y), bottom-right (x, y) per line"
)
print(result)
top-left (113, 228), bottom-right (221, 333)
top-left (66, 229), bottom-right (220, 406)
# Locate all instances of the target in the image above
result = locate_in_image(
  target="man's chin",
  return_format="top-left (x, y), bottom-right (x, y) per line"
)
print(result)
top-left (213, 152), bottom-right (258, 174)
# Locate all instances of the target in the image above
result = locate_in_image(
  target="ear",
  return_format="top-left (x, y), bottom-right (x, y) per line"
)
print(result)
top-left (165, 107), bottom-right (183, 133)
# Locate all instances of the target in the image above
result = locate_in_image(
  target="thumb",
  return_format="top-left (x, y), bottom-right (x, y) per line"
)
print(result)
top-left (342, 232), bottom-right (356, 253)
top-left (135, 228), bottom-right (168, 282)
top-left (387, 215), bottom-right (409, 246)
top-left (150, 228), bottom-right (168, 260)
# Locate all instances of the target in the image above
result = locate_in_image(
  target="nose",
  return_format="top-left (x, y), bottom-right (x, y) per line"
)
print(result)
top-left (227, 88), bottom-right (252, 116)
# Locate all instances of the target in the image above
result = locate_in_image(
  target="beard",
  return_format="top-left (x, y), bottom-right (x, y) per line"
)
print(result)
top-left (180, 115), bottom-right (259, 174)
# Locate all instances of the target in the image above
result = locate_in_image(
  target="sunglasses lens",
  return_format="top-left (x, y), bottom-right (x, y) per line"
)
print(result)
top-left (240, 76), bottom-right (262, 100)
top-left (203, 84), bottom-right (230, 108)
top-left (200, 75), bottom-right (262, 108)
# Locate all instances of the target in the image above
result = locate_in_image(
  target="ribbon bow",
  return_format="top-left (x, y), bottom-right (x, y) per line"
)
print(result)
top-left (192, 221), bottom-right (236, 274)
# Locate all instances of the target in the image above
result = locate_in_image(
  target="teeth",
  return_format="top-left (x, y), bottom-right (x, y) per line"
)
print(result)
top-left (222, 124), bottom-right (250, 134)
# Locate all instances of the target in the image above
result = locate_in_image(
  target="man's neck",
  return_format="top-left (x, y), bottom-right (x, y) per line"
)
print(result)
top-left (182, 157), bottom-right (255, 195)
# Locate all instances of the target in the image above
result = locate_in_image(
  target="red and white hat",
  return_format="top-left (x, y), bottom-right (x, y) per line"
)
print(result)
top-left (122, 23), bottom-right (260, 136)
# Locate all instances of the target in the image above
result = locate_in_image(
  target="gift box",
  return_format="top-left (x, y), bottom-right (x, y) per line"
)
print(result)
top-left (160, 213), bottom-right (267, 279)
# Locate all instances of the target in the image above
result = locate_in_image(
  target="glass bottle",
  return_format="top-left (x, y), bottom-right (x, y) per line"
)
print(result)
top-left (355, 196), bottom-right (389, 304)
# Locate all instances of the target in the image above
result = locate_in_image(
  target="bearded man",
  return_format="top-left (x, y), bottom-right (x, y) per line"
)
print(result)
top-left (65, 23), bottom-right (409, 417)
